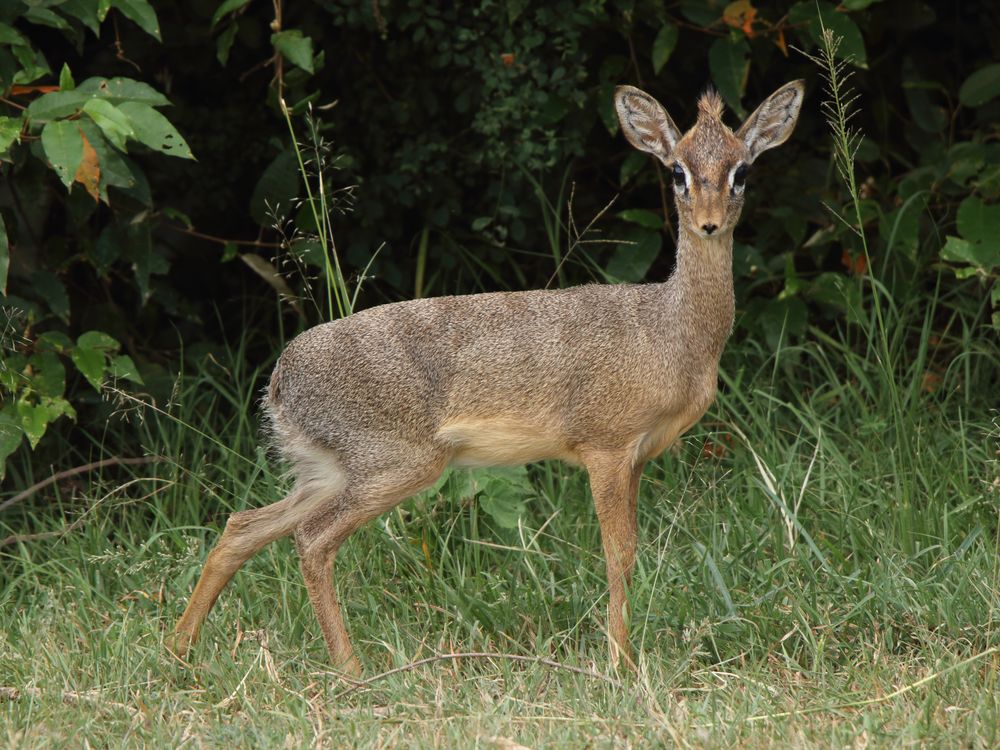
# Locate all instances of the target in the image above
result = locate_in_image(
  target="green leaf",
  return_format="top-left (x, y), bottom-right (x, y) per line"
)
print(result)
top-left (111, 0), bottom-right (161, 40)
top-left (0, 411), bottom-right (22, 479)
top-left (708, 36), bottom-right (750, 118)
top-left (250, 149), bottom-right (300, 226)
top-left (16, 398), bottom-right (74, 449)
top-left (959, 63), bottom-right (1000, 108)
top-left (71, 346), bottom-right (106, 391)
top-left (33, 270), bottom-right (71, 322)
top-left (758, 296), bottom-right (808, 349)
top-left (618, 209), bottom-right (663, 229)
top-left (26, 89), bottom-right (91, 122)
top-left (271, 30), bottom-right (315, 74)
top-left (678, 0), bottom-right (718, 26)
top-left (36, 331), bottom-right (73, 353)
top-left (125, 221), bottom-right (156, 302)
top-left (28, 352), bottom-right (65, 398)
top-left (83, 98), bottom-right (134, 151)
top-left (212, 0), bottom-right (252, 28)
top-left (0, 23), bottom-right (29, 46)
top-left (78, 330), bottom-right (121, 352)
top-left (77, 120), bottom-right (137, 199)
top-left (216, 21), bottom-right (239, 66)
top-left (789, 2), bottom-right (867, 68)
top-left (59, 63), bottom-right (75, 91)
top-left (0, 212), bottom-right (8, 297)
top-left (475, 467), bottom-right (532, 529)
top-left (61, 0), bottom-right (102, 35)
top-left (0, 115), bottom-right (20, 154)
top-left (24, 6), bottom-right (71, 31)
top-left (957, 196), bottom-right (1000, 246)
top-left (109, 354), bottom-right (144, 384)
top-left (76, 76), bottom-right (171, 107)
top-left (41, 120), bottom-right (83, 189)
top-left (940, 235), bottom-right (999, 272)
top-left (618, 151), bottom-right (646, 186)
top-left (606, 230), bottom-right (662, 282)
top-left (0, 353), bottom-right (27, 393)
top-left (651, 23), bottom-right (679, 75)
top-left (115, 101), bottom-right (193, 159)
top-left (98, 0), bottom-right (112, 22)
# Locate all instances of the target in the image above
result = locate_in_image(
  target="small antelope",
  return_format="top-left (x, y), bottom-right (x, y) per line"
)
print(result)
top-left (172, 81), bottom-right (804, 674)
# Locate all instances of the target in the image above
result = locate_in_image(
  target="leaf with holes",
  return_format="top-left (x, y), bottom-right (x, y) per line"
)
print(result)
top-left (76, 76), bottom-right (170, 107)
top-left (41, 120), bottom-right (83, 188)
top-left (117, 101), bottom-right (193, 159)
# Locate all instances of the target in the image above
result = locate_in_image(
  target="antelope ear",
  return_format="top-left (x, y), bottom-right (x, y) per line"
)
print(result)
top-left (736, 80), bottom-right (805, 163)
top-left (614, 85), bottom-right (682, 164)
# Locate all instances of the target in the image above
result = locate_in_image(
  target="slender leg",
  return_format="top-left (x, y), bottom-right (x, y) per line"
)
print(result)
top-left (295, 448), bottom-right (450, 676)
top-left (584, 451), bottom-right (643, 669)
top-left (171, 489), bottom-right (308, 657)
top-left (294, 501), bottom-right (375, 677)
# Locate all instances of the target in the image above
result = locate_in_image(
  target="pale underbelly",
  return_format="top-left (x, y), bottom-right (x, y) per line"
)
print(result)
top-left (436, 418), bottom-right (578, 468)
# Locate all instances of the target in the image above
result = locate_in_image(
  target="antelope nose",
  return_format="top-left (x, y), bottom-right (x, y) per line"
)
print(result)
top-left (701, 223), bottom-right (718, 235)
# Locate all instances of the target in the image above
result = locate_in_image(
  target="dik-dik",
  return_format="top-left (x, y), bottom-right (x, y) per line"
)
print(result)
top-left (172, 81), bottom-right (805, 675)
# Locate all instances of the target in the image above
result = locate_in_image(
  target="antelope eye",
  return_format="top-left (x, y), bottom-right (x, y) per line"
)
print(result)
top-left (733, 163), bottom-right (749, 187)
top-left (671, 163), bottom-right (686, 188)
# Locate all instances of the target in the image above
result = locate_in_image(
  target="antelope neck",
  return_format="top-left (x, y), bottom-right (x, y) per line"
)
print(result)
top-left (664, 227), bottom-right (735, 356)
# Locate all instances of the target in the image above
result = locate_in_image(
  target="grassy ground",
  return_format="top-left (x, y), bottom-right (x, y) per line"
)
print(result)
top-left (2, 322), bottom-right (998, 748)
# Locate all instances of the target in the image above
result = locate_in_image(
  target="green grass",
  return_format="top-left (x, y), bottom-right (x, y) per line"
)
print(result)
top-left (2, 29), bottom-right (999, 748)
top-left (1, 324), bottom-right (998, 748)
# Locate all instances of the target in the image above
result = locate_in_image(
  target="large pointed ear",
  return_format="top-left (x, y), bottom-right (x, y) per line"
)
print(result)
top-left (614, 85), bottom-right (682, 164)
top-left (736, 80), bottom-right (805, 163)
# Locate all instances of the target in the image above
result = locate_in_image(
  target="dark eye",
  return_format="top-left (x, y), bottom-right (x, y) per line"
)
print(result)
top-left (733, 163), bottom-right (749, 189)
top-left (671, 163), bottom-right (686, 188)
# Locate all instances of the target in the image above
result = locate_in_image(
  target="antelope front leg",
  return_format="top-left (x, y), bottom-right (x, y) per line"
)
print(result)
top-left (584, 452), bottom-right (643, 669)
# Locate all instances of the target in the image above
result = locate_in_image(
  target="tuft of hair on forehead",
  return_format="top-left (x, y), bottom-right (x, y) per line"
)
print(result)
top-left (697, 88), bottom-right (725, 120)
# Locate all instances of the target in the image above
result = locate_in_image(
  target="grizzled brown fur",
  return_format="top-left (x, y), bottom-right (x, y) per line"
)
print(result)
top-left (171, 80), bottom-right (805, 676)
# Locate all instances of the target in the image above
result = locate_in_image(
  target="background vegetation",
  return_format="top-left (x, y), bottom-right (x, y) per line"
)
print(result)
top-left (1, 0), bottom-right (998, 746)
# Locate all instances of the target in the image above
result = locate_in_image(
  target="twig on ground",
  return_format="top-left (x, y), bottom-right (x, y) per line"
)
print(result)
top-left (0, 455), bottom-right (164, 514)
top-left (1, 479), bottom-right (174, 546)
top-left (332, 651), bottom-right (622, 698)
top-left (0, 686), bottom-right (138, 715)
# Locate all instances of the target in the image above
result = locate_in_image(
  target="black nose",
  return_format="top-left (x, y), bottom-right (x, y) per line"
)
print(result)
top-left (702, 223), bottom-right (718, 235)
